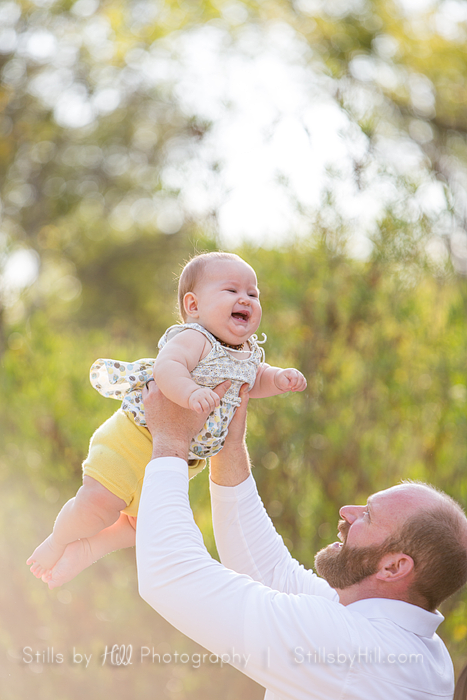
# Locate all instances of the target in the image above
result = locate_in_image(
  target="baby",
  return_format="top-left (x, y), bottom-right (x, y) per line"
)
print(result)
top-left (27, 252), bottom-right (306, 588)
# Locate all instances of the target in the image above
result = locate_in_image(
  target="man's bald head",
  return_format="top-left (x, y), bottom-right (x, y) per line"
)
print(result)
top-left (380, 481), bottom-right (467, 610)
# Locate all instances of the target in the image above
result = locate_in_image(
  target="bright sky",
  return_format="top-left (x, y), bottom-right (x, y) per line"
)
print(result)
top-left (2, 0), bottom-right (461, 298)
top-left (149, 22), bottom-right (381, 252)
top-left (152, 21), bottom-right (446, 255)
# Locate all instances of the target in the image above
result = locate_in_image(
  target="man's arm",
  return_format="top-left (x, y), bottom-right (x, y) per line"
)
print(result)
top-left (210, 388), bottom-right (337, 598)
top-left (136, 383), bottom-right (349, 698)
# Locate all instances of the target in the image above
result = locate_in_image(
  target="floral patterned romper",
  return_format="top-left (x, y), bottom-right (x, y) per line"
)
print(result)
top-left (90, 322), bottom-right (265, 462)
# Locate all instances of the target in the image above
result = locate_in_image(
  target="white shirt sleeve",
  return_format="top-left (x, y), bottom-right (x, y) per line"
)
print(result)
top-left (136, 458), bottom-right (352, 700)
top-left (210, 474), bottom-right (338, 600)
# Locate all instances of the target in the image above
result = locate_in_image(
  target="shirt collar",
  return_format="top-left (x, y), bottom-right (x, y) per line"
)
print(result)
top-left (346, 598), bottom-right (444, 638)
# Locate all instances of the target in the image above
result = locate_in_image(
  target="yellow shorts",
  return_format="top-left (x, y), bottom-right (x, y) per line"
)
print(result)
top-left (83, 409), bottom-right (205, 517)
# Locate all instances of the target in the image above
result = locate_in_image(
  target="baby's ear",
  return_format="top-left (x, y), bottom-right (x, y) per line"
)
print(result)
top-left (183, 292), bottom-right (199, 318)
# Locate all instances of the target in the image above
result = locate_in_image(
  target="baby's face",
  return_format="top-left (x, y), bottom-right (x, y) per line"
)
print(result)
top-left (185, 259), bottom-right (262, 345)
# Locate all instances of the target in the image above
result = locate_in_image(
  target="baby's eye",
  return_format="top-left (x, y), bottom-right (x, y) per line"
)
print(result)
top-left (249, 292), bottom-right (258, 298)
top-left (226, 288), bottom-right (237, 293)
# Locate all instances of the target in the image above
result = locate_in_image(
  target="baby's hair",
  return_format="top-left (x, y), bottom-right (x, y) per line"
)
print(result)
top-left (178, 251), bottom-right (243, 321)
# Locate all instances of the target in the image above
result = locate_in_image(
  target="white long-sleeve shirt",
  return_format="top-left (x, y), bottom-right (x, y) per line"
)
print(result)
top-left (136, 458), bottom-right (455, 700)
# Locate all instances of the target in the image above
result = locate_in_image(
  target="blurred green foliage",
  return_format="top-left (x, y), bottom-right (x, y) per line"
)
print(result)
top-left (1, 0), bottom-right (467, 696)
top-left (3, 224), bottom-right (467, 696)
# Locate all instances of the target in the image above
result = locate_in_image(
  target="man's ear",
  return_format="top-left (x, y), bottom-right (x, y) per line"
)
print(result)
top-left (375, 552), bottom-right (414, 582)
top-left (183, 292), bottom-right (199, 319)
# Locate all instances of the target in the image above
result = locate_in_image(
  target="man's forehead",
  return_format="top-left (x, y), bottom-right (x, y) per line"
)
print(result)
top-left (369, 483), bottom-right (438, 516)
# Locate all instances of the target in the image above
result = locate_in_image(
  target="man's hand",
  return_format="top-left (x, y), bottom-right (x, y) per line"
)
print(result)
top-left (210, 383), bottom-right (251, 487)
top-left (142, 381), bottom-right (230, 461)
top-left (222, 382), bottom-right (249, 447)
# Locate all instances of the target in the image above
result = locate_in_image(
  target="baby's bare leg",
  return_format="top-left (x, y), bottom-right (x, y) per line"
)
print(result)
top-left (27, 476), bottom-right (127, 579)
top-left (44, 513), bottom-right (137, 589)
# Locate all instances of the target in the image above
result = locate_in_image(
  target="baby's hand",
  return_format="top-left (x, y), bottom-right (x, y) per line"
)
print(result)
top-left (274, 368), bottom-right (307, 393)
top-left (188, 387), bottom-right (221, 414)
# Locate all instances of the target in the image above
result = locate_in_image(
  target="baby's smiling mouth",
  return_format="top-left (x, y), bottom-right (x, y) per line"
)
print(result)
top-left (232, 311), bottom-right (249, 322)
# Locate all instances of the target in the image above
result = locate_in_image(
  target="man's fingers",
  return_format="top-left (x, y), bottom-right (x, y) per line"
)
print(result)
top-left (227, 383), bottom-right (249, 439)
top-left (213, 380), bottom-right (231, 400)
top-left (142, 379), bottom-right (158, 399)
top-left (237, 383), bottom-right (250, 412)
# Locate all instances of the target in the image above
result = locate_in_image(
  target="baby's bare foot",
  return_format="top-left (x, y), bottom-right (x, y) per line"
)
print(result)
top-left (45, 538), bottom-right (95, 589)
top-left (27, 535), bottom-right (67, 578)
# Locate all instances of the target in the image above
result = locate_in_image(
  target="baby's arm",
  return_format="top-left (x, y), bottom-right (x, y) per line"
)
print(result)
top-left (154, 330), bottom-right (220, 414)
top-left (249, 363), bottom-right (307, 399)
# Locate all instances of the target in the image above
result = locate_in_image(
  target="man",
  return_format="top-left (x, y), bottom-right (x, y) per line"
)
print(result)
top-left (136, 381), bottom-right (467, 699)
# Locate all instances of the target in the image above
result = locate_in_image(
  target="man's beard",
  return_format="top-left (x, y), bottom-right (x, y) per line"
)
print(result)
top-left (314, 521), bottom-right (392, 590)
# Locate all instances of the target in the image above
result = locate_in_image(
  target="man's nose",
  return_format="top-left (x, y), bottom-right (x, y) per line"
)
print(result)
top-left (339, 505), bottom-right (365, 523)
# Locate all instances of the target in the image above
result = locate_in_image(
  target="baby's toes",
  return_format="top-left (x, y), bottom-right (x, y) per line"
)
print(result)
top-left (30, 562), bottom-right (44, 578)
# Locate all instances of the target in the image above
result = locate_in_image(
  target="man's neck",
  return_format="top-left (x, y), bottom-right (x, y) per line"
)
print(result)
top-left (335, 581), bottom-right (413, 608)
